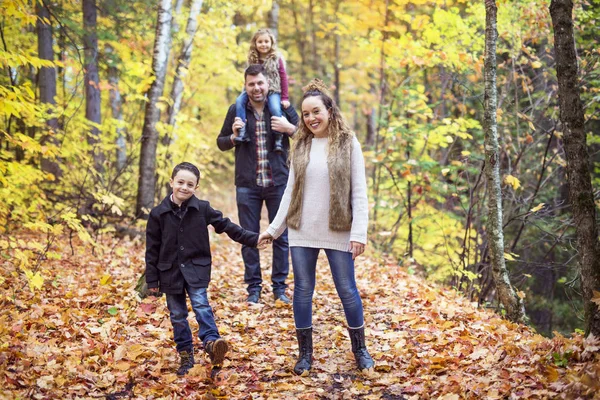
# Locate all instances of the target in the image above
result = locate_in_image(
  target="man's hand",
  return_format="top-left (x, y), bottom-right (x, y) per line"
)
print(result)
top-left (147, 287), bottom-right (162, 297)
top-left (349, 241), bottom-right (366, 260)
top-left (258, 232), bottom-right (273, 248)
top-left (281, 100), bottom-right (291, 109)
top-left (232, 117), bottom-right (245, 137)
top-left (271, 116), bottom-right (296, 135)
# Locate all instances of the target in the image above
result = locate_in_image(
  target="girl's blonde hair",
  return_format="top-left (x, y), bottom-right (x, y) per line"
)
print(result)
top-left (248, 28), bottom-right (278, 64)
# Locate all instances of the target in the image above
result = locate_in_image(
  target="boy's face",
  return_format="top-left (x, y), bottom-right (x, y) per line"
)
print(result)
top-left (169, 170), bottom-right (198, 204)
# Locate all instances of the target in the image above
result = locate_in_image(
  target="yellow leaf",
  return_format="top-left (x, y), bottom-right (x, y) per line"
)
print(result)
top-left (592, 290), bottom-right (600, 307)
top-left (528, 121), bottom-right (536, 131)
top-left (504, 252), bottom-right (519, 261)
top-left (441, 168), bottom-right (450, 176)
top-left (530, 203), bottom-right (545, 213)
top-left (531, 61), bottom-right (542, 68)
top-left (24, 269), bottom-right (44, 292)
top-left (100, 274), bottom-right (113, 285)
top-left (504, 175), bottom-right (521, 190)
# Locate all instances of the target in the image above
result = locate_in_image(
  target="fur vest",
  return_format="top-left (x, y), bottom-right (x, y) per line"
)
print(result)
top-left (248, 52), bottom-right (282, 94)
top-left (287, 133), bottom-right (354, 231)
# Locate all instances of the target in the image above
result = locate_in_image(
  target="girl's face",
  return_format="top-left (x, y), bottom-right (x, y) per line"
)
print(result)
top-left (255, 34), bottom-right (273, 56)
top-left (302, 96), bottom-right (330, 138)
top-left (169, 170), bottom-right (198, 204)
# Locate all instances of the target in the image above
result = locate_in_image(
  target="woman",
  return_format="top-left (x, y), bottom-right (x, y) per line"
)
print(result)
top-left (259, 79), bottom-right (374, 375)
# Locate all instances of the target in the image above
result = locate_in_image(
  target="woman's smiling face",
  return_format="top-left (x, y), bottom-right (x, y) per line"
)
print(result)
top-left (302, 96), bottom-right (330, 138)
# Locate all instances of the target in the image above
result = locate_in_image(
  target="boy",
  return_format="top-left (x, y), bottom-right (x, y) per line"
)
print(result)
top-left (145, 162), bottom-right (265, 375)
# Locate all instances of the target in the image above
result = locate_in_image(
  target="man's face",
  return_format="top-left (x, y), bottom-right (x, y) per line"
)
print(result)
top-left (244, 73), bottom-right (268, 104)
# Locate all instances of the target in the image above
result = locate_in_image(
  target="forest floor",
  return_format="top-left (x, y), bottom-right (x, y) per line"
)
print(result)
top-left (1, 224), bottom-right (600, 399)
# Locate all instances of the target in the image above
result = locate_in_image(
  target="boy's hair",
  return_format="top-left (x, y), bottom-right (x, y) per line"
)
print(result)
top-left (171, 162), bottom-right (200, 183)
top-left (244, 64), bottom-right (266, 81)
top-left (248, 28), bottom-right (277, 63)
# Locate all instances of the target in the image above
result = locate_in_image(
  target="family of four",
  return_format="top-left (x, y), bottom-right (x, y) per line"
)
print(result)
top-left (144, 29), bottom-right (375, 378)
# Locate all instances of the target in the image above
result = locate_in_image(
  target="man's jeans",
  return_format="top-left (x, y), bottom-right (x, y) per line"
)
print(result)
top-left (166, 284), bottom-right (220, 352)
top-left (290, 247), bottom-right (365, 329)
top-left (236, 185), bottom-right (289, 295)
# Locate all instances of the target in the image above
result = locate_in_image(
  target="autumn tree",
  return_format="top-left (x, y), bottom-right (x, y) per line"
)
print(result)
top-left (550, 0), bottom-right (600, 337)
top-left (483, 0), bottom-right (526, 323)
top-left (136, 0), bottom-right (173, 218)
top-left (36, 0), bottom-right (61, 178)
top-left (83, 0), bottom-right (103, 171)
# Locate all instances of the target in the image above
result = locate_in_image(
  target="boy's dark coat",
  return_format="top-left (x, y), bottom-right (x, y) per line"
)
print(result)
top-left (216, 103), bottom-right (299, 188)
top-left (145, 195), bottom-right (258, 294)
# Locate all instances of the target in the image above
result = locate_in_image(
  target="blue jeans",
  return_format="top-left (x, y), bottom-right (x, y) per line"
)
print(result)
top-left (235, 92), bottom-right (283, 130)
top-left (236, 185), bottom-right (289, 295)
top-left (291, 247), bottom-right (365, 329)
top-left (165, 283), bottom-right (220, 351)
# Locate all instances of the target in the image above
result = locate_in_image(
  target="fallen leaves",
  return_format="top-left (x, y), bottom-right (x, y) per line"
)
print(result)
top-left (0, 227), bottom-right (599, 399)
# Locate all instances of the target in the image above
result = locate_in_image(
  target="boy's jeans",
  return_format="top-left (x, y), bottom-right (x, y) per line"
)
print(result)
top-left (290, 247), bottom-right (365, 329)
top-left (166, 283), bottom-right (220, 352)
top-left (235, 91), bottom-right (283, 124)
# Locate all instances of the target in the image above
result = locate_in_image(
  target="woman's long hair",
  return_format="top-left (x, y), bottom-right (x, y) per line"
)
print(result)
top-left (248, 28), bottom-right (278, 64)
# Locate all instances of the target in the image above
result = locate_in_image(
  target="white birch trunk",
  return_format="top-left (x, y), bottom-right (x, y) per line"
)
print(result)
top-left (483, 0), bottom-right (526, 323)
top-left (136, 0), bottom-right (173, 218)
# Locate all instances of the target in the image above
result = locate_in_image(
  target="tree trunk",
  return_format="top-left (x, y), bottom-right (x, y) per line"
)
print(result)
top-left (106, 44), bottom-right (126, 170)
top-left (268, 0), bottom-right (279, 41)
top-left (332, 0), bottom-right (341, 105)
top-left (550, 0), bottom-right (600, 337)
top-left (36, 0), bottom-right (61, 178)
top-left (136, 0), bottom-right (173, 218)
top-left (82, 0), bottom-right (103, 171)
top-left (483, 0), bottom-right (526, 323)
top-left (290, 0), bottom-right (307, 83)
top-left (166, 0), bottom-right (203, 133)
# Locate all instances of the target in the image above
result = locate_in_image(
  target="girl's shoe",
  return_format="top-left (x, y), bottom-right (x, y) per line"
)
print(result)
top-left (294, 327), bottom-right (313, 376)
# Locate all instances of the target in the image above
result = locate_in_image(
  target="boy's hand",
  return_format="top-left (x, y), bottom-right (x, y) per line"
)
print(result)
top-left (281, 100), bottom-right (291, 109)
top-left (257, 232), bottom-right (273, 248)
top-left (232, 117), bottom-right (245, 136)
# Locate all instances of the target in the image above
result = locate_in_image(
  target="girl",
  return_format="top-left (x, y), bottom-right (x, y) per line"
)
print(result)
top-left (259, 80), bottom-right (375, 375)
top-left (234, 28), bottom-right (290, 153)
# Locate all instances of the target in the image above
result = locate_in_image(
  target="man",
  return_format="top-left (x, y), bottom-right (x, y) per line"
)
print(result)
top-left (217, 64), bottom-right (299, 304)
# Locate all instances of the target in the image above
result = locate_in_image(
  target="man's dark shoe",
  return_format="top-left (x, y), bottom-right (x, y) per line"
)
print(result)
top-left (247, 292), bottom-right (260, 304)
top-left (274, 292), bottom-right (291, 304)
top-left (234, 126), bottom-right (250, 143)
top-left (206, 338), bottom-right (229, 367)
top-left (273, 132), bottom-right (284, 153)
top-left (176, 348), bottom-right (195, 376)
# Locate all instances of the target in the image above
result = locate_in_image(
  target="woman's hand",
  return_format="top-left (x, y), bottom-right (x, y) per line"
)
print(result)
top-left (147, 287), bottom-right (161, 297)
top-left (281, 100), bottom-right (291, 109)
top-left (349, 241), bottom-right (365, 260)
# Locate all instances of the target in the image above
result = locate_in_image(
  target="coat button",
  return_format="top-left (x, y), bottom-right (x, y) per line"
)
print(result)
top-left (181, 264), bottom-right (185, 268)
top-left (180, 246), bottom-right (184, 250)
top-left (180, 228), bottom-right (183, 232)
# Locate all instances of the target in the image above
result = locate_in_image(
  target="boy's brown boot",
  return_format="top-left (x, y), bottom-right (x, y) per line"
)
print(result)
top-left (176, 348), bottom-right (195, 376)
top-left (206, 338), bottom-right (229, 367)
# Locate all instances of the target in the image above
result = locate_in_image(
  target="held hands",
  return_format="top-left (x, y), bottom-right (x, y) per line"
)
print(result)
top-left (350, 241), bottom-right (366, 260)
top-left (281, 100), bottom-right (291, 109)
top-left (257, 232), bottom-right (273, 248)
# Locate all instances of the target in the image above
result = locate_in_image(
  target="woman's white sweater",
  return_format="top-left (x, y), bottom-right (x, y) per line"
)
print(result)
top-left (267, 136), bottom-right (369, 251)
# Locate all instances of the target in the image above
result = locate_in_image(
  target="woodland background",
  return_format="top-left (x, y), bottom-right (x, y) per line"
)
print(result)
top-left (1, 0), bottom-right (600, 346)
